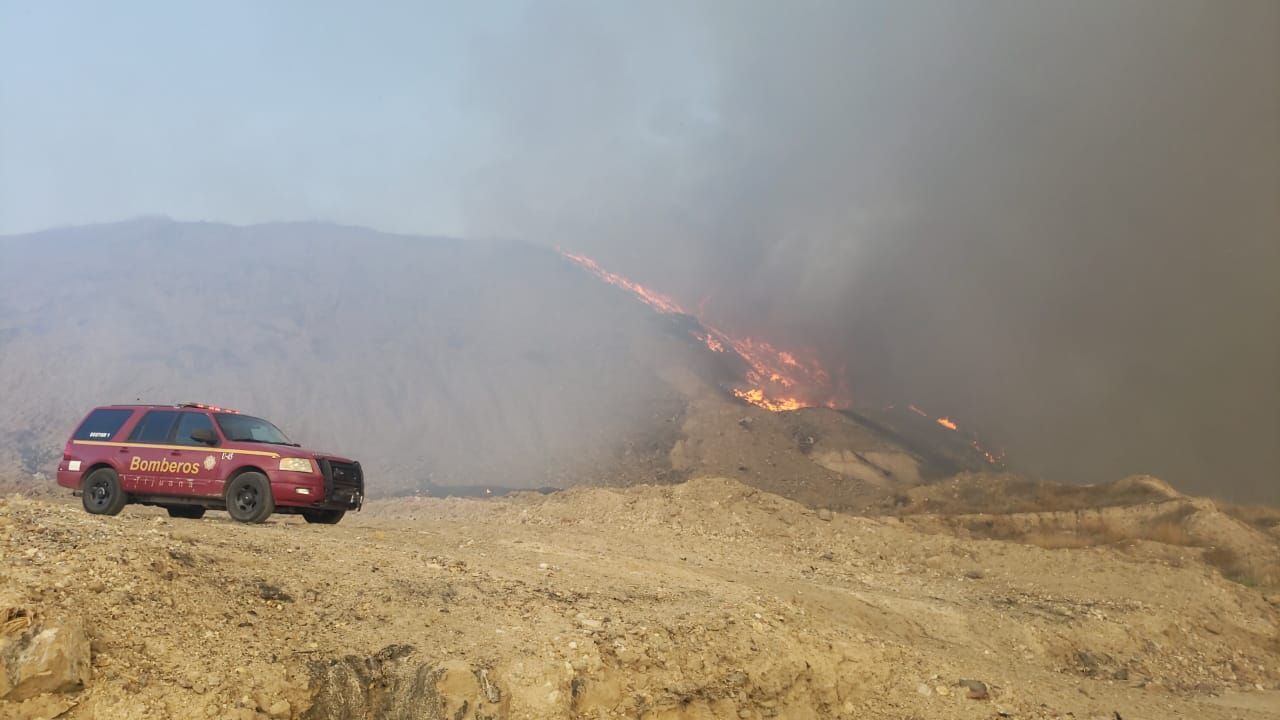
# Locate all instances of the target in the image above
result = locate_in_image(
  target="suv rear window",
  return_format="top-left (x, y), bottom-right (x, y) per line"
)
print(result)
top-left (73, 408), bottom-right (134, 441)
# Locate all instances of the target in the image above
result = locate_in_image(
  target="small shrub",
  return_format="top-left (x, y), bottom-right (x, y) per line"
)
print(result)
top-left (1024, 531), bottom-right (1096, 550)
top-left (1143, 520), bottom-right (1191, 547)
top-left (1202, 546), bottom-right (1267, 586)
top-left (972, 514), bottom-right (1196, 550)
top-left (1215, 500), bottom-right (1280, 532)
top-left (1203, 546), bottom-right (1240, 570)
top-left (17, 442), bottom-right (58, 475)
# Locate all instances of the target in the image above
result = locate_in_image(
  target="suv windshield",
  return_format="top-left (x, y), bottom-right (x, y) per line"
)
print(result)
top-left (213, 413), bottom-right (298, 446)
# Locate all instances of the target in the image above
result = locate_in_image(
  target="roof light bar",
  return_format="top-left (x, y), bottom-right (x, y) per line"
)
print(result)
top-left (177, 402), bottom-right (241, 414)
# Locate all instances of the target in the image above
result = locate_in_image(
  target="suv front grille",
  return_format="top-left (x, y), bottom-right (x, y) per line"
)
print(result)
top-left (317, 459), bottom-right (364, 508)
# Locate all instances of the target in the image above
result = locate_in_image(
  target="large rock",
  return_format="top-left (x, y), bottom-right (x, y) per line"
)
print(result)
top-left (0, 610), bottom-right (91, 701)
top-left (304, 645), bottom-right (506, 719)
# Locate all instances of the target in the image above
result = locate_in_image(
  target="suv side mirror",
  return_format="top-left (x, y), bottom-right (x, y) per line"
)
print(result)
top-left (190, 428), bottom-right (218, 446)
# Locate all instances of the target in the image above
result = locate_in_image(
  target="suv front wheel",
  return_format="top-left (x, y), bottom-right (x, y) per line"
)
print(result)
top-left (225, 472), bottom-right (275, 523)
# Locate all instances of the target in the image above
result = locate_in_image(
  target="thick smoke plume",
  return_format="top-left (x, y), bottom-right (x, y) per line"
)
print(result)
top-left (459, 1), bottom-right (1280, 500)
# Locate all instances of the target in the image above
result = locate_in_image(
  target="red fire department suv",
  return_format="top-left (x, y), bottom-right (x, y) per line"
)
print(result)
top-left (56, 403), bottom-right (364, 524)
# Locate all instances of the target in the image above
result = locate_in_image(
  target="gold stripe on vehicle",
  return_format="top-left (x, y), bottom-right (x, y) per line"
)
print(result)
top-left (72, 440), bottom-right (281, 459)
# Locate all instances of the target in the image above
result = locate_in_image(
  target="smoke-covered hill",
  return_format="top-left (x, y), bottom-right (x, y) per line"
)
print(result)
top-left (0, 218), bottom-right (715, 494)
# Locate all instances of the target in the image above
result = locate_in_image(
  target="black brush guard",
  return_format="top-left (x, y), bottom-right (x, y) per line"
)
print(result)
top-left (316, 458), bottom-right (365, 510)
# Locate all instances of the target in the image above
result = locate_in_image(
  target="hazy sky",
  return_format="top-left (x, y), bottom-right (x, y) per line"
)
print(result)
top-left (2, 1), bottom-right (1278, 496)
top-left (1, 1), bottom-right (495, 234)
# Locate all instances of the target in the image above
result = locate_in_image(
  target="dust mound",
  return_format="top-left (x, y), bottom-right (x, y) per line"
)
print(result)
top-left (899, 473), bottom-right (1280, 587)
top-left (894, 472), bottom-right (1183, 516)
top-left (5, 476), bottom-right (1280, 719)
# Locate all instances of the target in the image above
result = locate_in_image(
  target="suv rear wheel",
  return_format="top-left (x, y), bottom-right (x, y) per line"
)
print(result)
top-left (225, 472), bottom-right (275, 523)
top-left (165, 505), bottom-right (206, 520)
top-left (302, 509), bottom-right (345, 525)
top-left (82, 468), bottom-right (127, 516)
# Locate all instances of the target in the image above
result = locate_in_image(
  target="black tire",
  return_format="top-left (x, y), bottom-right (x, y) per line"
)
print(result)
top-left (165, 505), bottom-right (206, 520)
top-left (82, 468), bottom-right (127, 516)
top-left (225, 472), bottom-right (275, 524)
top-left (302, 509), bottom-right (345, 525)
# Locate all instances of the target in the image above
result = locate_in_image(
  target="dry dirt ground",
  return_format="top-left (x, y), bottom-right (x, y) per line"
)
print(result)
top-left (4, 477), bottom-right (1280, 719)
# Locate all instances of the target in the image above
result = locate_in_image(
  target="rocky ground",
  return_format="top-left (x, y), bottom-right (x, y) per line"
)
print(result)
top-left (4, 476), bottom-right (1280, 719)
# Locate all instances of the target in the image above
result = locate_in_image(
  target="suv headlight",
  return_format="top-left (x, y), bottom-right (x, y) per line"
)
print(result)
top-left (278, 458), bottom-right (314, 473)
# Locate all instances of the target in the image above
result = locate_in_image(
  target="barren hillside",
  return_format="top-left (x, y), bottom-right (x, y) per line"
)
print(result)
top-left (1, 218), bottom-right (1004, 507)
top-left (5, 476), bottom-right (1280, 719)
top-left (0, 218), bottom-right (709, 493)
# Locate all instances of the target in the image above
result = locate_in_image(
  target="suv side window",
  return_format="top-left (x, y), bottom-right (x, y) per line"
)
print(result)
top-left (173, 412), bottom-right (216, 446)
top-left (128, 410), bottom-right (180, 444)
top-left (73, 408), bottom-right (134, 441)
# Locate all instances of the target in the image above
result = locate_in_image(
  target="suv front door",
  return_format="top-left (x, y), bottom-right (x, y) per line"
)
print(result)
top-left (171, 411), bottom-right (223, 496)
top-left (121, 410), bottom-right (180, 493)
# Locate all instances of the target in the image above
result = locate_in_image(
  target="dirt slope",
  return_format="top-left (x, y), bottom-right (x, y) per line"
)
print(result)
top-left (4, 478), bottom-right (1280, 719)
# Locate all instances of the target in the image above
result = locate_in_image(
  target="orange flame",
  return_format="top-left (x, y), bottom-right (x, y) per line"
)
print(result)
top-left (972, 440), bottom-right (1006, 466)
top-left (560, 251), bottom-right (1006, 467)
top-left (561, 253), bottom-right (687, 315)
top-left (698, 333), bottom-right (725, 353)
top-left (732, 388), bottom-right (806, 412)
top-left (561, 250), bottom-right (846, 412)
top-left (909, 404), bottom-right (1005, 467)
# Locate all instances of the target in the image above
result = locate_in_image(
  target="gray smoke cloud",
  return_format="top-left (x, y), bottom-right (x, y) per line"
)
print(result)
top-left (458, 1), bottom-right (1280, 500)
